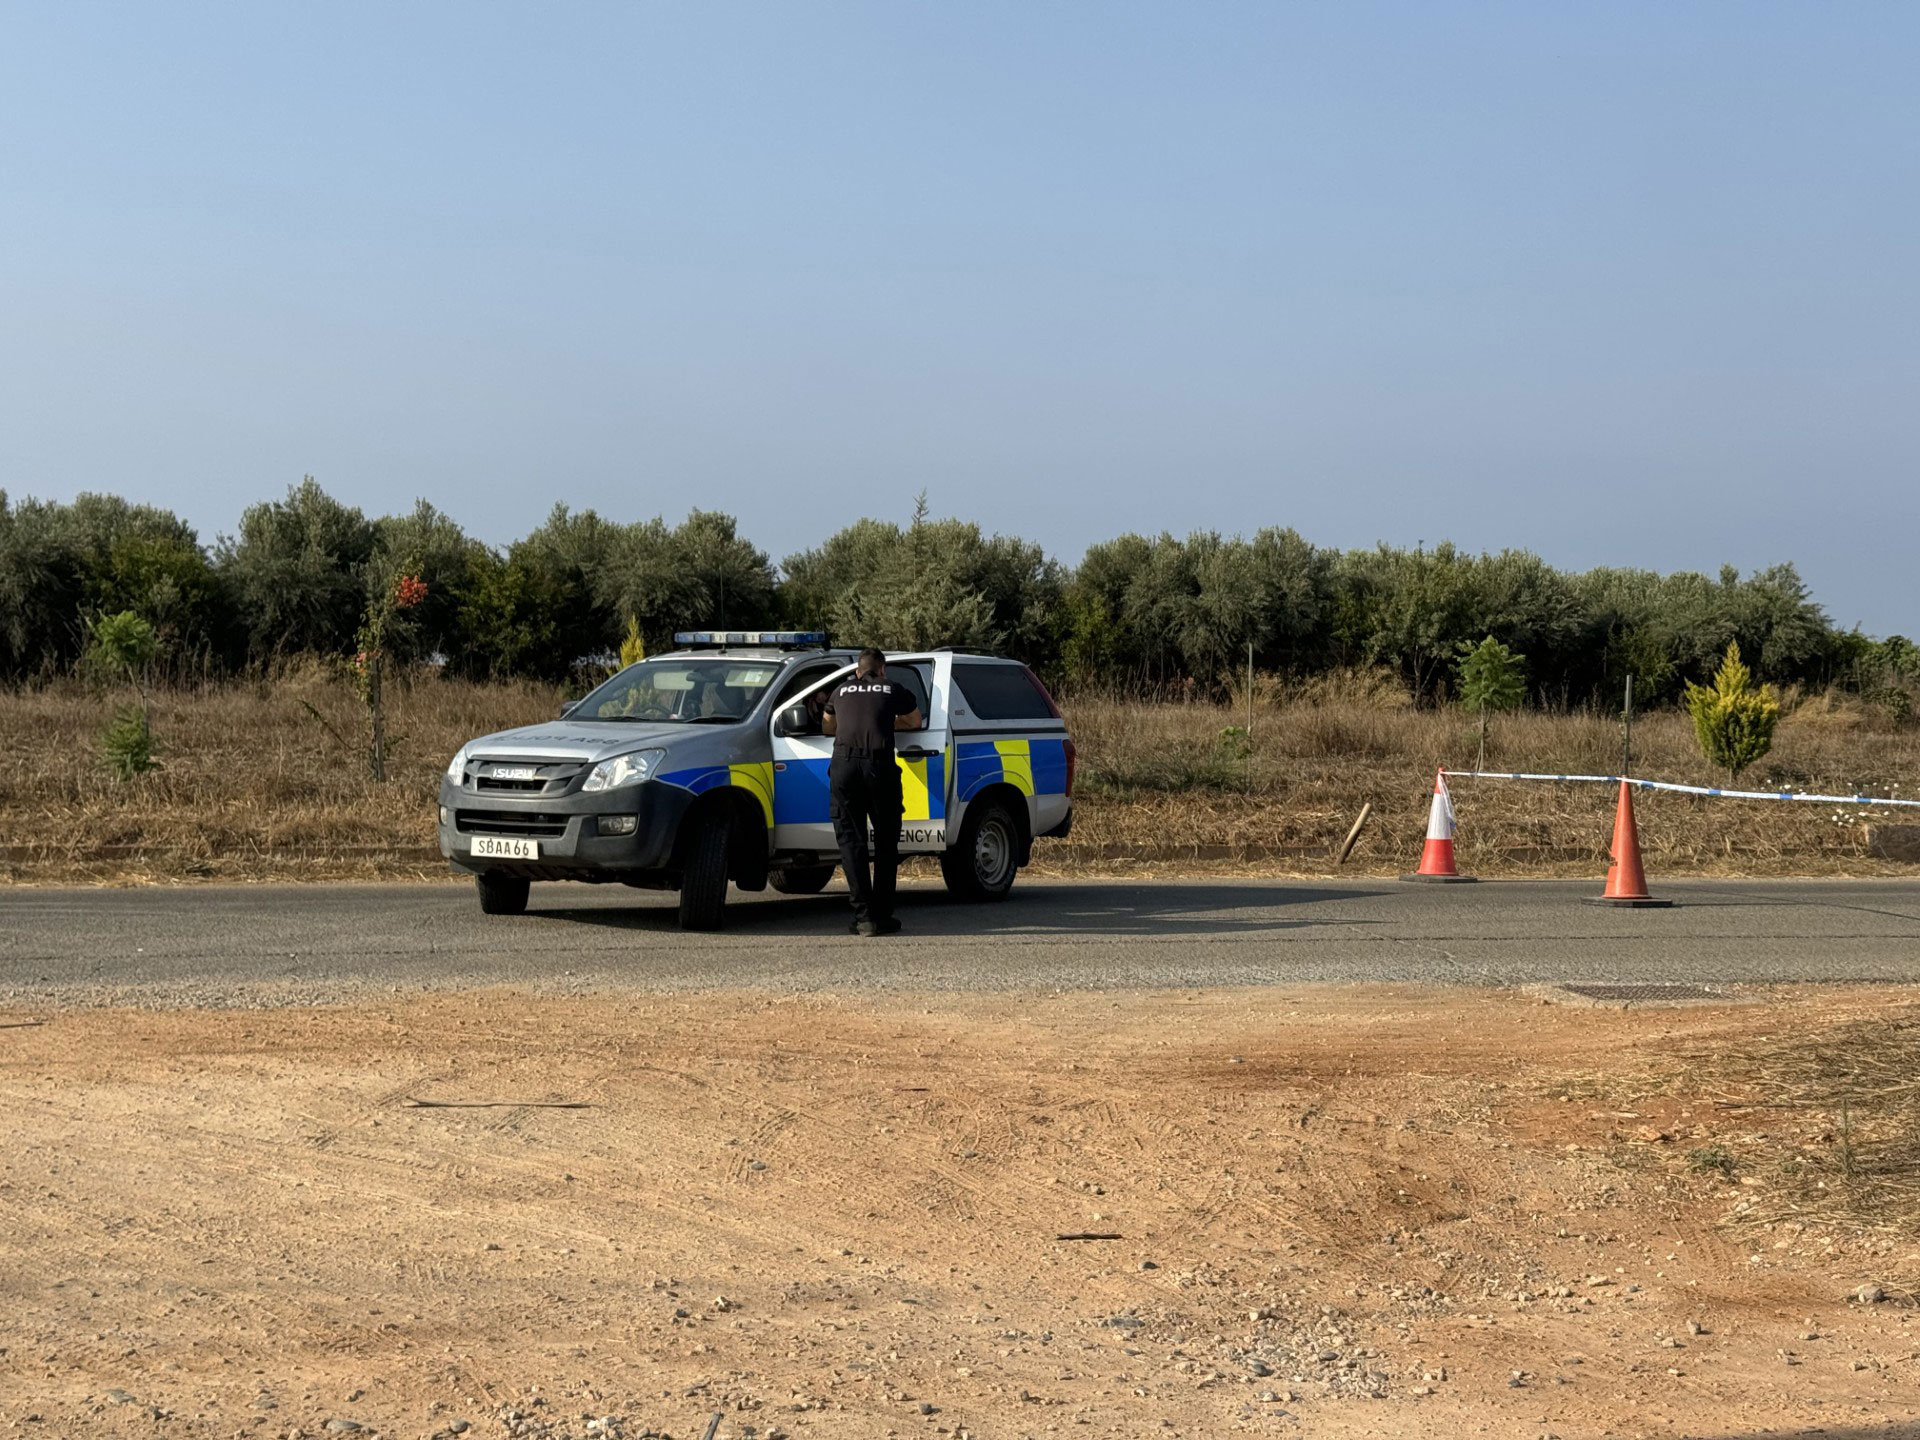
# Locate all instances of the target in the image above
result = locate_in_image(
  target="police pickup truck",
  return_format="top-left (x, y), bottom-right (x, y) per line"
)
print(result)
top-left (437, 633), bottom-right (1076, 929)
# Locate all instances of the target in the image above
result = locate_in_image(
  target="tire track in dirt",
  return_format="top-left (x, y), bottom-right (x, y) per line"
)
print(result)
top-left (9, 989), bottom-right (1920, 1439)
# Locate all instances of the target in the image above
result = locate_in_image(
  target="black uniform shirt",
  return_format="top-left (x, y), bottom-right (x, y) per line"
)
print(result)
top-left (824, 673), bottom-right (917, 757)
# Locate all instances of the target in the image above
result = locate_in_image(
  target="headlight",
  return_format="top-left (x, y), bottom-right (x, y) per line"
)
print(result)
top-left (581, 748), bottom-right (666, 793)
top-left (445, 746), bottom-right (468, 780)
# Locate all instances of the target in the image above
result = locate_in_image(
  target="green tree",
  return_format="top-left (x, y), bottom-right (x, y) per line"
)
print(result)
top-left (0, 491), bottom-right (81, 677)
top-left (0, 491), bottom-right (216, 678)
top-left (1685, 642), bottom-right (1781, 785)
top-left (1331, 543), bottom-right (1485, 701)
top-left (1455, 635), bottom-right (1526, 771)
top-left (673, 510), bottom-right (777, 632)
top-left (781, 497), bottom-right (1060, 663)
top-left (451, 551), bottom-right (573, 682)
top-left (216, 477), bottom-right (376, 662)
top-left (88, 610), bottom-right (160, 778)
top-left (508, 505), bottom-right (619, 667)
top-left (368, 501), bottom-right (488, 665)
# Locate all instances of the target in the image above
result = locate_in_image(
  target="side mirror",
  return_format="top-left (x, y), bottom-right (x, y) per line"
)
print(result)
top-left (776, 703), bottom-right (815, 737)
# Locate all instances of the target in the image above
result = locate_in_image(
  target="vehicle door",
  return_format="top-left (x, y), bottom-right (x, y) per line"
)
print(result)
top-left (887, 653), bottom-right (951, 853)
top-left (769, 654), bottom-right (953, 856)
top-left (767, 660), bottom-right (851, 856)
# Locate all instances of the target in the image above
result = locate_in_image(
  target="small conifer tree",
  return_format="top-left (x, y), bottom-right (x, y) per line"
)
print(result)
top-left (1455, 635), bottom-right (1525, 771)
top-left (620, 615), bottom-right (647, 669)
top-left (1685, 641), bottom-right (1780, 785)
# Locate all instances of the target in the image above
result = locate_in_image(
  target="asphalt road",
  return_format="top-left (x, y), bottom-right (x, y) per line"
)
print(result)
top-left (3, 875), bottom-right (1919, 1007)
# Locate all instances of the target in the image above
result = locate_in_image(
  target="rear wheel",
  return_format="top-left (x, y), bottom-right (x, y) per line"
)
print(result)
top-left (941, 798), bottom-right (1021, 901)
top-left (475, 872), bottom-right (530, 915)
top-left (771, 864), bottom-right (836, 895)
top-left (678, 813), bottom-right (730, 931)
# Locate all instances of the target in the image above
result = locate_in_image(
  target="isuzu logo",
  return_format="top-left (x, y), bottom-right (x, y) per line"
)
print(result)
top-left (488, 766), bottom-right (541, 781)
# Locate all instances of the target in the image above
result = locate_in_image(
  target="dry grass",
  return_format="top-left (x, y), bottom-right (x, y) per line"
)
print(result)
top-left (1059, 690), bottom-right (1920, 876)
top-left (0, 669), bottom-right (559, 882)
top-left (0, 674), bottom-right (1915, 883)
top-left (1678, 1005), bottom-right (1920, 1248)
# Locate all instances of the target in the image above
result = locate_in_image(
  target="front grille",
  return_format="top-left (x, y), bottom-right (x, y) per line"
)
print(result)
top-left (455, 810), bottom-right (571, 838)
top-left (467, 758), bottom-right (587, 796)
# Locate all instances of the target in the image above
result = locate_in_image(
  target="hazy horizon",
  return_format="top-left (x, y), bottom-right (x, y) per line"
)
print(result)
top-left (4, 3), bottom-right (1914, 633)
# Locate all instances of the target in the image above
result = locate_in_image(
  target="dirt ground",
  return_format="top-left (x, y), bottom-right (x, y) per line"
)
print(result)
top-left (4, 986), bottom-right (1919, 1440)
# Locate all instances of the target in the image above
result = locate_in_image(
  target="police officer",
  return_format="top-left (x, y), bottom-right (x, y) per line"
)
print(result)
top-left (822, 648), bottom-right (923, 936)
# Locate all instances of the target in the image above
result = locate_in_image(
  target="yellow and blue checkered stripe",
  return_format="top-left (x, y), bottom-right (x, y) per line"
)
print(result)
top-left (955, 738), bottom-right (1069, 803)
top-left (767, 752), bottom-right (948, 825)
top-left (659, 762), bottom-right (776, 826)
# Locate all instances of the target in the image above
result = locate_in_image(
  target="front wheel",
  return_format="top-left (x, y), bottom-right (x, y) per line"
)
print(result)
top-left (476, 872), bottom-right (530, 915)
top-left (941, 798), bottom-right (1021, 901)
top-left (678, 813), bottom-right (730, 931)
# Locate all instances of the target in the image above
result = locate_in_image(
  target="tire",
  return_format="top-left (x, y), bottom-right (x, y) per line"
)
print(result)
top-left (678, 813), bottom-right (730, 931)
top-left (475, 872), bottom-right (530, 916)
top-left (942, 798), bottom-right (1021, 901)
top-left (771, 864), bottom-right (836, 895)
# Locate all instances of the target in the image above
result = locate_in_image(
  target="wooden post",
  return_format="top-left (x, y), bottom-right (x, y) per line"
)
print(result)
top-left (1335, 802), bottom-right (1372, 865)
top-left (1622, 673), bottom-right (1634, 778)
top-left (369, 652), bottom-right (386, 782)
top-left (1246, 638), bottom-right (1255, 794)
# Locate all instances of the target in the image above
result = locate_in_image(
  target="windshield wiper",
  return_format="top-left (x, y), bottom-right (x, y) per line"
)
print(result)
top-left (686, 714), bottom-right (743, 725)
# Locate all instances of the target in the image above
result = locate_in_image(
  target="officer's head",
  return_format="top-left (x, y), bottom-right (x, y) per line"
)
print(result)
top-left (857, 647), bottom-right (887, 677)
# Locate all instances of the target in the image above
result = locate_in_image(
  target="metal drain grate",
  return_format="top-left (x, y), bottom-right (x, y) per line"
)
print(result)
top-left (1560, 983), bottom-right (1722, 1002)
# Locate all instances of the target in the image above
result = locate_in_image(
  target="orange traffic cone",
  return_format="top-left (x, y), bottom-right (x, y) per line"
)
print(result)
top-left (1400, 769), bottom-right (1477, 883)
top-left (1586, 781), bottom-right (1672, 908)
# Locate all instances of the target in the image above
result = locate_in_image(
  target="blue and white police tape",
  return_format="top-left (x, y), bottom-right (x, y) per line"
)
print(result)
top-left (1441, 771), bottom-right (1920, 809)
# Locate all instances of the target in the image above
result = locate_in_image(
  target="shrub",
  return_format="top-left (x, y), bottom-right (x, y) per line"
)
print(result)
top-left (1455, 635), bottom-right (1526, 770)
top-left (101, 703), bottom-right (157, 779)
top-left (88, 611), bottom-right (160, 778)
top-left (89, 609), bottom-right (158, 678)
top-left (1685, 642), bottom-right (1781, 785)
top-left (620, 615), bottom-right (647, 669)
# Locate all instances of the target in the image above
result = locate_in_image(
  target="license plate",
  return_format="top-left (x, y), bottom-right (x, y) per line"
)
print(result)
top-left (471, 836), bottom-right (540, 860)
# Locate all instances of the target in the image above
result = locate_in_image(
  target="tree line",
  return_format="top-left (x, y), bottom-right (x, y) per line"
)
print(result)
top-left (3, 478), bottom-right (1914, 710)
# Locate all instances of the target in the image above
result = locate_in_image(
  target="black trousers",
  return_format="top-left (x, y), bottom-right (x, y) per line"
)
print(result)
top-left (829, 754), bottom-right (902, 922)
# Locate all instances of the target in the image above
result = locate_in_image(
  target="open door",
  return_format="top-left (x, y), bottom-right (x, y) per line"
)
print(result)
top-left (770, 655), bottom-right (952, 856)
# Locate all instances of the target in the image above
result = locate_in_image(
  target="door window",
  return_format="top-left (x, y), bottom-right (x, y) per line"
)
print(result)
top-left (952, 662), bottom-right (1059, 721)
top-left (772, 662), bottom-right (845, 736)
top-left (774, 662), bottom-right (844, 709)
top-left (886, 664), bottom-right (932, 727)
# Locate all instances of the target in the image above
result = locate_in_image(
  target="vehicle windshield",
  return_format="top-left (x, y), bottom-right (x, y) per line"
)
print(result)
top-left (572, 658), bottom-right (786, 724)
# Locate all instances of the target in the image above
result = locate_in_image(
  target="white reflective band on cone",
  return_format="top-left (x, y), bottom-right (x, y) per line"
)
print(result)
top-left (1426, 771), bottom-right (1457, 840)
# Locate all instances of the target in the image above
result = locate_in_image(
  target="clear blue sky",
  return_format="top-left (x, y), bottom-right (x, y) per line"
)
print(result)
top-left (3, 3), bottom-right (1915, 633)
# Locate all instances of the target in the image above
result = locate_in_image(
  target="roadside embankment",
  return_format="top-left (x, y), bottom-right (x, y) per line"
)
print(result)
top-left (1, 676), bottom-right (1914, 883)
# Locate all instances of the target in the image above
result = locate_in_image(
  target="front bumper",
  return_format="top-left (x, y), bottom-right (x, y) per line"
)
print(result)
top-left (437, 777), bottom-right (695, 878)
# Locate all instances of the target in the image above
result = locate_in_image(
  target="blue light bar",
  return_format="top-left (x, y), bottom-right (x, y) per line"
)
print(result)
top-left (672, 631), bottom-right (830, 649)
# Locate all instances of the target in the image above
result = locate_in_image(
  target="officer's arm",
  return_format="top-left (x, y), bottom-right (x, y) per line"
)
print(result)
top-left (892, 681), bottom-right (923, 732)
top-left (821, 708), bottom-right (837, 736)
